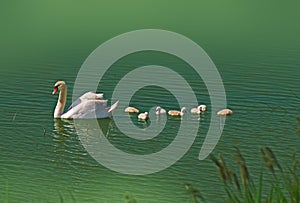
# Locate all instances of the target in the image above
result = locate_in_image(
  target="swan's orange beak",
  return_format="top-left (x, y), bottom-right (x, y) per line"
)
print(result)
top-left (52, 87), bottom-right (58, 95)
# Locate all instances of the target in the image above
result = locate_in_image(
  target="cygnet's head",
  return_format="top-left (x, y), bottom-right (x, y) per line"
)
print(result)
top-left (199, 104), bottom-right (206, 112)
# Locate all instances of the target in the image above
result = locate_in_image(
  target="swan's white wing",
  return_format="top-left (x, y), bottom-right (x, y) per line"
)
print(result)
top-left (108, 100), bottom-right (119, 113)
top-left (61, 100), bottom-right (119, 119)
top-left (68, 92), bottom-right (104, 110)
top-left (62, 99), bottom-right (107, 118)
top-left (94, 100), bottom-right (119, 118)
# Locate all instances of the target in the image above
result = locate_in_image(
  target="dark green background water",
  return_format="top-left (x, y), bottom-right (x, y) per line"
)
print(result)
top-left (0, 1), bottom-right (299, 202)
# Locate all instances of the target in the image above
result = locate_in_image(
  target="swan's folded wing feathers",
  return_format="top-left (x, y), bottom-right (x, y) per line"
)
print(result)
top-left (68, 92), bottom-right (104, 110)
top-left (80, 92), bottom-right (104, 100)
top-left (108, 100), bottom-right (119, 113)
top-left (62, 99), bottom-right (110, 118)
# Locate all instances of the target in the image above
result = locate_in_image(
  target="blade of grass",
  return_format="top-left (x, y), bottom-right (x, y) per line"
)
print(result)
top-left (265, 147), bottom-right (283, 172)
top-left (268, 187), bottom-right (274, 203)
top-left (255, 173), bottom-right (263, 203)
top-left (225, 187), bottom-right (241, 203)
top-left (274, 185), bottom-right (287, 202)
top-left (244, 186), bottom-right (254, 203)
top-left (293, 177), bottom-right (299, 203)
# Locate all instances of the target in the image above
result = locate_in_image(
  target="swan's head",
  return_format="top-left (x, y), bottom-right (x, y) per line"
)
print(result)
top-left (156, 106), bottom-right (161, 111)
top-left (52, 81), bottom-right (66, 95)
top-left (181, 107), bottom-right (187, 113)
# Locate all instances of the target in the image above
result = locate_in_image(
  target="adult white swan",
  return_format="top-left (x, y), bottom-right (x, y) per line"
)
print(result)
top-left (52, 81), bottom-right (119, 119)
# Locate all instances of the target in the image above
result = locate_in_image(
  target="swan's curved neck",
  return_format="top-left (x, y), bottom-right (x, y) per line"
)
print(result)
top-left (54, 85), bottom-right (67, 118)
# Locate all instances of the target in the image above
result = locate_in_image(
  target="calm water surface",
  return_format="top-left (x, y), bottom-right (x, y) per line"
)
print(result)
top-left (0, 2), bottom-right (300, 202)
top-left (1, 49), bottom-right (299, 202)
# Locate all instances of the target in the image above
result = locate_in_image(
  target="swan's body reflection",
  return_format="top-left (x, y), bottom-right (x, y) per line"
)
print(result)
top-left (52, 119), bottom-right (115, 166)
top-left (53, 118), bottom-right (114, 138)
top-left (53, 119), bottom-right (75, 138)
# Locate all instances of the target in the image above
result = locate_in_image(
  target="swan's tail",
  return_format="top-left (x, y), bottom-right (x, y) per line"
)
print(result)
top-left (108, 100), bottom-right (119, 113)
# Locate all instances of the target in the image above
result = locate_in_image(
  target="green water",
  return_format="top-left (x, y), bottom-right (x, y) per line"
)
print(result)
top-left (1, 1), bottom-right (300, 202)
